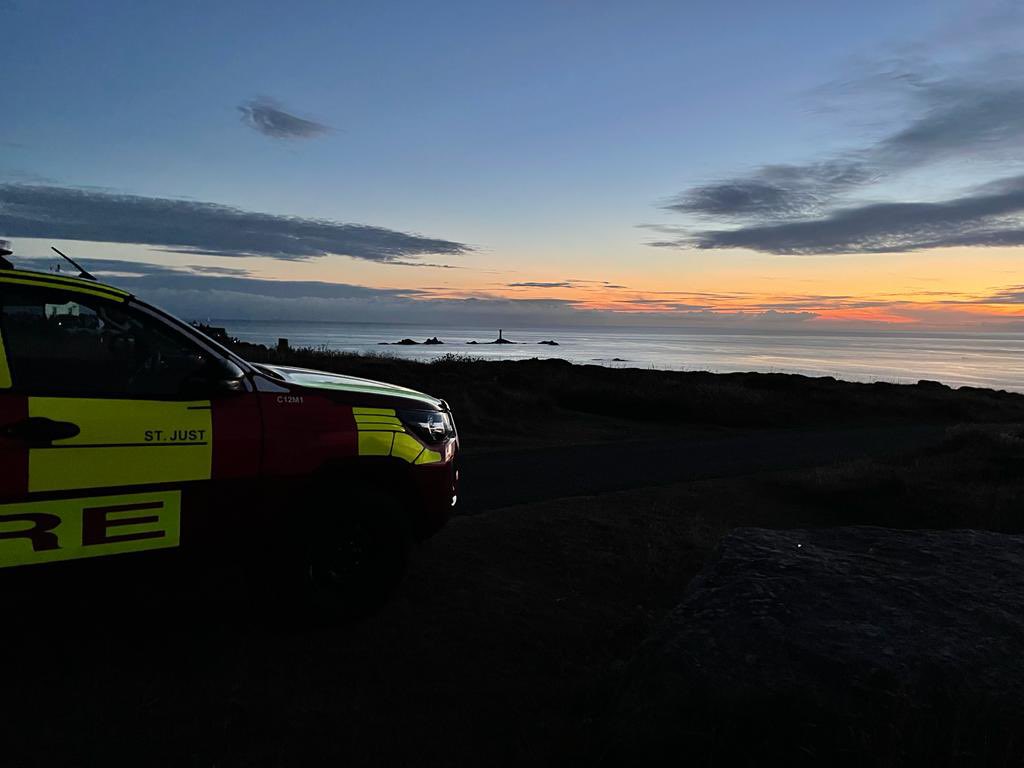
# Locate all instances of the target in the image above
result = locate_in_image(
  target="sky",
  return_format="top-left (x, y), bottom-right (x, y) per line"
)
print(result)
top-left (2, 0), bottom-right (1024, 330)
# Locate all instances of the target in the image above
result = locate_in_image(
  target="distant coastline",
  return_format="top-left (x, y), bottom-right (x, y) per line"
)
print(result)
top-left (378, 330), bottom-right (560, 347)
top-left (205, 320), bottom-right (1024, 392)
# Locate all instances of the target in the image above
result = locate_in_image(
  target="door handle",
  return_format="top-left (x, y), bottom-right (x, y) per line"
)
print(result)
top-left (1, 417), bottom-right (81, 446)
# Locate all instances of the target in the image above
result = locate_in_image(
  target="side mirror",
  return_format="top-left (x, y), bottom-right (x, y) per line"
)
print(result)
top-left (181, 357), bottom-right (247, 398)
top-left (211, 375), bottom-right (246, 394)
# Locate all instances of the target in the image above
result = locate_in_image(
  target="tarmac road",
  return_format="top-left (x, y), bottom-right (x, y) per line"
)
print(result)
top-left (458, 423), bottom-right (948, 512)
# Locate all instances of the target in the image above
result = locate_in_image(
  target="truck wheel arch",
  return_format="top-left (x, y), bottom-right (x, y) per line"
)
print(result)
top-left (313, 457), bottom-right (420, 521)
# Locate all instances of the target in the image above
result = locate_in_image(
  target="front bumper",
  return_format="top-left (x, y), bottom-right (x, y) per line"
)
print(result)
top-left (410, 438), bottom-right (459, 539)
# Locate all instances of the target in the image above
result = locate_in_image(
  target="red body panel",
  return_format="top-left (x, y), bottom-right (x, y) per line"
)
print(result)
top-left (256, 392), bottom-right (358, 477)
top-left (210, 393), bottom-right (263, 479)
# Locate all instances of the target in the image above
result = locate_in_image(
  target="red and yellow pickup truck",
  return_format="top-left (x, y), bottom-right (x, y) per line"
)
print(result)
top-left (0, 264), bottom-right (459, 616)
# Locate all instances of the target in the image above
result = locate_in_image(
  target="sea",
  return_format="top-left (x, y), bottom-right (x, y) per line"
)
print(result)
top-left (212, 320), bottom-right (1024, 393)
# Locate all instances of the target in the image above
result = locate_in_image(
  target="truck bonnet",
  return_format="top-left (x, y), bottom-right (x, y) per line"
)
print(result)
top-left (259, 365), bottom-right (445, 409)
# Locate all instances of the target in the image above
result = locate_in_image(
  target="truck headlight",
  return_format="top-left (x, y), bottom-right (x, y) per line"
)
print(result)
top-left (398, 409), bottom-right (456, 444)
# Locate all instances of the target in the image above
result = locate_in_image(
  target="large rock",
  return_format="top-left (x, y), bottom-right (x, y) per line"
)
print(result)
top-left (606, 527), bottom-right (1024, 766)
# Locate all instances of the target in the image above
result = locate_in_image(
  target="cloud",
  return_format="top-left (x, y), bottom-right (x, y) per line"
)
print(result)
top-left (386, 260), bottom-right (465, 269)
top-left (570, 279), bottom-right (630, 289)
top-left (667, 76), bottom-right (1024, 224)
top-left (506, 279), bottom-right (630, 289)
top-left (978, 285), bottom-right (1024, 304)
top-left (237, 98), bottom-right (330, 139)
top-left (8, 254), bottom-right (827, 328)
top-left (618, 298), bottom-right (712, 311)
top-left (668, 161), bottom-right (872, 221)
top-left (657, 24), bottom-right (1024, 255)
top-left (0, 184), bottom-right (471, 263)
top-left (18, 252), bottom-right (1023, 329)
top-left (875, 82), bottom-right (1024, 166)
top-left (685, 174), bottom-right (1024, 254)
top-left (14, 257), bottom-right (423, 300)
top-left (508, 281), bottom-right (575, 288)
top-left (183, 264), bottom-right (253, 276)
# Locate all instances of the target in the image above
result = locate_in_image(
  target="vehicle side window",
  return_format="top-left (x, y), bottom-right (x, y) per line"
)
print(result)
top-left (1, 287), bottom-right (212, 398)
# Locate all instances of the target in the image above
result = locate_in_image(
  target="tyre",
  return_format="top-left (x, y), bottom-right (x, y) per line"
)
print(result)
top-left (252, 485), bottom-right (413, 623)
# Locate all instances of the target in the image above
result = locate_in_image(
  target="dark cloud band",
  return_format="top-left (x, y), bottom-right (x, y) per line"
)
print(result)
top-left (668, 161), bottom-right (870, 221)
top-left (659, 48), bottom-right (1024, 255)
top-left (11, 257), bottom-right (424, 300)
top-left (685, 174), bottom-right (1024, 255)
top-left (0, 184), bottom-right (472, 262)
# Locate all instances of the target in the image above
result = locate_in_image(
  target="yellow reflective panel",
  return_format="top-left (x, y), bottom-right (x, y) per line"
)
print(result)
top-left (414, 449), bottom-right (443, 465)
top-left (27, 398), bottom-right (212, 492)
top-left (0, 274), bottom-right (128, 302)
top-left (4, 269), bottom-right (130, 297)
top-left (353, 414), bottom-right (403, 428)
top-left (391, 432), bottom-right (425, 463)
top-left (357, 422), bottom-right (404, 432)
top-left (352, 407), bottom-right (397, 416)
top-left (0, 490), bottom-right (180, 568)
top-left (0, 332), bottom-right (10, 389)
top-left (358, 431), bottom-right (394, 457)
top-left (354, 406), bottom-right (444, 464)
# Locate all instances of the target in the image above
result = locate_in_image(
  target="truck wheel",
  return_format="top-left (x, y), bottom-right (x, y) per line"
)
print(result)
top-left (249, 486), bottom-right (412, 623)
top-left (298, 487), bottom-right (412, 621)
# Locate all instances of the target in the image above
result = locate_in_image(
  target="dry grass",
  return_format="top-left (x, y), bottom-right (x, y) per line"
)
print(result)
top-left (760, 424), bottom-right (1024, 532)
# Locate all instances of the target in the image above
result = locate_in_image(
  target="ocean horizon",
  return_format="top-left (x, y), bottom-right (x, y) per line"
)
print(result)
top-left (207, 319), bottom-right (1024, 393)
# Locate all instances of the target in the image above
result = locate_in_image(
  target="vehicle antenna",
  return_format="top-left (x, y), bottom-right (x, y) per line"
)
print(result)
top-left (51, 246), bottom-right (96, 281)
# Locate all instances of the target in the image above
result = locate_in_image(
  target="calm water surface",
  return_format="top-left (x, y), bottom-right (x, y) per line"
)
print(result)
top-left (213, 320), bottom-right (1024, 392)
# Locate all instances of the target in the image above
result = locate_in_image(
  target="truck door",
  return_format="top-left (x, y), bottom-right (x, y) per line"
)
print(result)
top-left (0, 282), bottom-right (259, 568)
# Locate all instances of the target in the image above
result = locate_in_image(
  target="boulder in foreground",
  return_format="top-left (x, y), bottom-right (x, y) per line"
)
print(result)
top-left (606, 527), bottom-right (1024, 766)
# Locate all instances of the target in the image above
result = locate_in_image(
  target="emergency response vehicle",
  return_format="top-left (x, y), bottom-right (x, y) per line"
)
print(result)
top-left (0, 244), bottom-right (459, 616)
